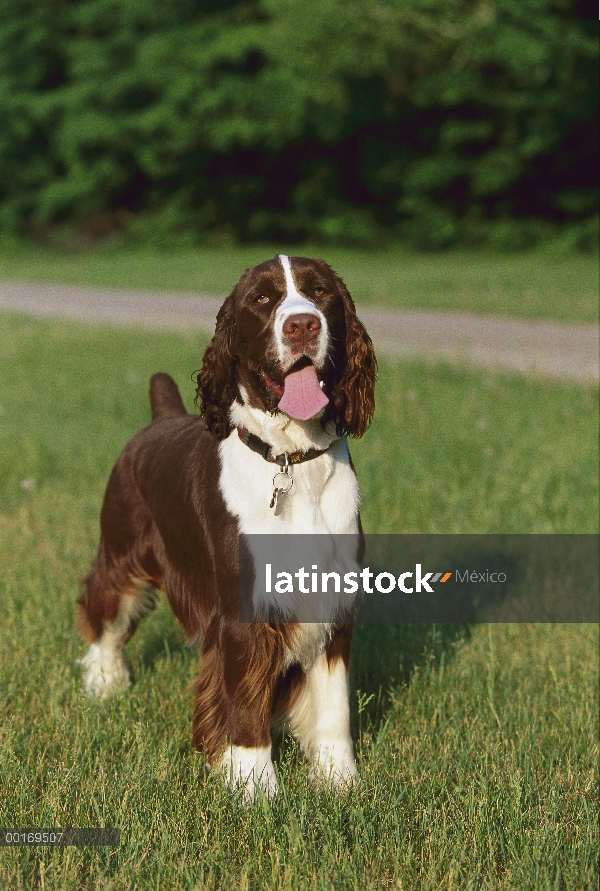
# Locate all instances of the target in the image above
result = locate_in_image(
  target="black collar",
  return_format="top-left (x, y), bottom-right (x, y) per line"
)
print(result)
top-left (236, 427), bottom-right (332, 466)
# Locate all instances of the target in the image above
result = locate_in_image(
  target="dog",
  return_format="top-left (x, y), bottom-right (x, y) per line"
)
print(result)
top-left (77, 254), bottom-right (376, 799)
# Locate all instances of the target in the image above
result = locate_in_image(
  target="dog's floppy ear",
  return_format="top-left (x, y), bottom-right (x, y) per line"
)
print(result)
top-left (196, 292), bottom-right (238, 439)
top-left (328, 277), bottom-right (377, 439)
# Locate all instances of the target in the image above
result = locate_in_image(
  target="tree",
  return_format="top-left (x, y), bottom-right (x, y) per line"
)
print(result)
top-left (0, 0), bottom-right (596, 246)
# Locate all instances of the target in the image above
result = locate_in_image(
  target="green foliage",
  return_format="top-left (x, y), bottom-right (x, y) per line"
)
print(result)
top-left (0, 0), bottom-right (597, 246)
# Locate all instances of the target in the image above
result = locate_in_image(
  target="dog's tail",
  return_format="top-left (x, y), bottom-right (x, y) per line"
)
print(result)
top-left (149, 373), bottom-right (187, 420)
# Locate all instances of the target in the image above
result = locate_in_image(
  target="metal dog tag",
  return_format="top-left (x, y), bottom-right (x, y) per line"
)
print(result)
top-left (269, 461), bottom-right (293, 513)
top-left (269, 487), bottom-right (280, 512)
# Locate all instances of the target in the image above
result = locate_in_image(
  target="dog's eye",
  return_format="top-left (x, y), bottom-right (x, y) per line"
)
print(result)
top-left (314, 286), bottom-right (325, 297)
top-left (255, 295), bottom-right (270, 305)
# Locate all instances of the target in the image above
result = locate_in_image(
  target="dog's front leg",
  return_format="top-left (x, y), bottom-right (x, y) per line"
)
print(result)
top-left (287, 626), bottom-right (357, 787)
top-left (193, 622), bottom-right (281, 801)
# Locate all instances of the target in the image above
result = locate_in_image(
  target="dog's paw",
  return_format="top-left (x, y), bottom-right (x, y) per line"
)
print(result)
top-left (77, 642), bottom-right (130, 699)
top-left (308, 740), bottom-right (358, 789)
top-left (218, 745), bottom-right (279, 802)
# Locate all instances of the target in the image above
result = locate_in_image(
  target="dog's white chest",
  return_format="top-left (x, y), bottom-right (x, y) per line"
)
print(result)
top-left (218, 434), bottom-right (360, 536)
top-left (218, 431), bottom-right (360, 669)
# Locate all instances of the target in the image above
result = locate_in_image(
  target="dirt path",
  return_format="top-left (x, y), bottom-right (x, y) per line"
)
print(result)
top-left (1, 279), bottom-right (597, 384)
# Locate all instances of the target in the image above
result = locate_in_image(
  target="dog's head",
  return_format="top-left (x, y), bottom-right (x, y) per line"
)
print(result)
top-left (196, 255), bottom-right (376, 439)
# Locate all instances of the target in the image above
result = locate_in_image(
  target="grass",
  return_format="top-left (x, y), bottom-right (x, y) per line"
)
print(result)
top-left (0, 241), bottom-right (598, 323)
top-left (0, 313), bottom-right (598, 889)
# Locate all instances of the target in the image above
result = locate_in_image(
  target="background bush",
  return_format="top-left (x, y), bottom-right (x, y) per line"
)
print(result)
top-left (0, 0), bottom-right (597, 247)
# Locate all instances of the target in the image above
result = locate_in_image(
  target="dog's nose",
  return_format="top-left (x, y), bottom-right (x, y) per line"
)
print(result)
top-left (282, 313), bottom-right (321, 345)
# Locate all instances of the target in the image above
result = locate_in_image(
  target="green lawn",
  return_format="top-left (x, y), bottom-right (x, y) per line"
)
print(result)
top-left (0, 314), bottom-right (598, 889)
top-left (0, 241), bottom-right (597, 323)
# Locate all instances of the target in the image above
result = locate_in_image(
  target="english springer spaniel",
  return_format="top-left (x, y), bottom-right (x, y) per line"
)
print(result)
top-left (77, 255), bottom-right (376, 799)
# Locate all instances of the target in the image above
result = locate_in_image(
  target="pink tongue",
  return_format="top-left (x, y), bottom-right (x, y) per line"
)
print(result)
top-left (278, 364), bottom-right (329, 420)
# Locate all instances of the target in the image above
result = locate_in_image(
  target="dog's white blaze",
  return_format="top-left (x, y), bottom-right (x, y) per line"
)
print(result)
top-left (275, 254), bottom-right (328, 369)
top-left (218, 745), bottom-right (278, 801)
top-left (278, 253), bottom-right (306, 304)
top-left (79, 589), bottom-right (157, 699)
top-left (286, 652), bottom-right (357, 785)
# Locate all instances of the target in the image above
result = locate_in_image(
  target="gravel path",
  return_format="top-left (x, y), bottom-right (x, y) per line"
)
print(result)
top-left (1, 279), bottom-right (598, 384)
